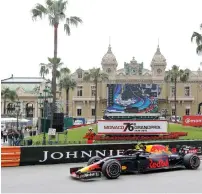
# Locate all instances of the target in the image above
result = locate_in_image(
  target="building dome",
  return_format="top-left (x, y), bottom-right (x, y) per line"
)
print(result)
top-left (151, 45), bottom-right (166, 63)
top-left (101, 45), bottom-right (118, 67)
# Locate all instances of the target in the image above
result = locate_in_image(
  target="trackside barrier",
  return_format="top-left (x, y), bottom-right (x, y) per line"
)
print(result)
top-left (1, 141), bottom-right (201, 167)
top-left (19, 140), bottom-right (202, 166)
top-left (1, 146), bottom-right (21, 167)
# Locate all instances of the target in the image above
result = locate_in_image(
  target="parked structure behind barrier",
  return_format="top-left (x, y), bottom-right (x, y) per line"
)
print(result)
top-left (1, 146), bottom-right (21, 167)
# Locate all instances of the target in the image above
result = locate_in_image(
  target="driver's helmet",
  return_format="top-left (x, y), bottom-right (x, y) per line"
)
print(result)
top-left (135, 143), bottom-right (146, 151)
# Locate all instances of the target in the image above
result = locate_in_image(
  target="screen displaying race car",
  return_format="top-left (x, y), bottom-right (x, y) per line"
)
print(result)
top-left (70, 144), bottom-right (201, 180)
top-left (107, 84), bottom-right (161, 113)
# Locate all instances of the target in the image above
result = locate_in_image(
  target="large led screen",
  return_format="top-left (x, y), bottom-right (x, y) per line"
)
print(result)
top-left (107, 84), bottom-right (161, 113)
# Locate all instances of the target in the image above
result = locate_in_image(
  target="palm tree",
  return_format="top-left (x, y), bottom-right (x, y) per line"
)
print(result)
top-left (83, 68), bottom-right (108, 122)
top-left (39, 57), bottom-right (70, 85)
top-left (191, 24), bottom-right (202, 54)
top-left (31, 0), bottom-right (83, 110)
top-left (59, 76), bottom-right (76, 115)
top-left (56, 67), bottom-right (70, 79)
top-left (40, 63), bottom-right (49, 78)
top-left (164, 65), bottom-right (190, 122)
top-left (1, 88), bottom-right (18, 114)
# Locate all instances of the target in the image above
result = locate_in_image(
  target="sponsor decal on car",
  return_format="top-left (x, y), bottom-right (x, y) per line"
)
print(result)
top-left (149, 157), bottom-right (169, 169)
top-left (79, 172), bottom-right (101, 178)
top-left (146, 145), bottom-right (171, 154)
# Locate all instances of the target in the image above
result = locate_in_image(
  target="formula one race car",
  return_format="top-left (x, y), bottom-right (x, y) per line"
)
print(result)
top-left (70, 144), bottom-right (201, 180)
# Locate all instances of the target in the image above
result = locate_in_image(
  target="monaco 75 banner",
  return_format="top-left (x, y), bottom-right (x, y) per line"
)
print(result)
top-left (182, 115), bottom-right (202, 127)
top-left (97, 120), bottom-right (168, 134)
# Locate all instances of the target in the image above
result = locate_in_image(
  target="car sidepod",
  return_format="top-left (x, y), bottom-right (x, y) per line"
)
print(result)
top-left (147, 153), bottom-right (169, 170)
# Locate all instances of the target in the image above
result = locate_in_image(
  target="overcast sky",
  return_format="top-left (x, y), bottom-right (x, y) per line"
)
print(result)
top-left (0, 0), bottom-right (202, 80)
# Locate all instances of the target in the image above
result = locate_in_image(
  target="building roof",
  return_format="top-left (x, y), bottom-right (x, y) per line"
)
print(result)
top-left (1, 76), bottom-right (48, 84)
top-left (116, 68), bottom-right (152, 76)
top-left (151, 45), bottom-right (166, 67)
top-left (101, 44), bottom-right (118, 67)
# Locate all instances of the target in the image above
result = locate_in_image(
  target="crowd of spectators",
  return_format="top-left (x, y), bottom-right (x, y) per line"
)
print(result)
top-left (1, 125), bottom-right (25, 146)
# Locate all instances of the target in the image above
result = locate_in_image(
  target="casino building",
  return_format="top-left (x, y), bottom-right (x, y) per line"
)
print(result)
top-left (1, 45), bottom-right (202, 122)
top-left (62, 44), bottom-right (202, 121)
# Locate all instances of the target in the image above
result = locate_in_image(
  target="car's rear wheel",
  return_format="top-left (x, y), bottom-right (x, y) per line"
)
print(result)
top-left (87, 156), bottom-right (102, 166)
top-left (183, 153), bottom-right (200, 169)
top-left (102, 159), bottom-right (121, 179)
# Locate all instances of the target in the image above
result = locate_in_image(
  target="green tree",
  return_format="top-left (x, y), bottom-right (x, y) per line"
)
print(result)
top-left (164, 65), bottom-right (190, 122)
top-left (39, 57), bottom-right (70, 84)
top-left (1, 88), bottom-right (18, 114)
top-left (83, 68), bottom-right (108, 122)
top-left (40, 63), bottom-right (49, 78)
top-left (59, 76), bottom-right (76, 115)
top-left (191, 24), bottom-right (202, 54)
top-left (31, 0), bottom-right (83, 110)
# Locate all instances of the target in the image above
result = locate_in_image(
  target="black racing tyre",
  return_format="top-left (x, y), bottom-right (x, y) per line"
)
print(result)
top-left (87, 156), bottom-right (102, 166)
top-left (102, 159), bottom-right (121, 179)
top-left (183, 153), bottom-right (200, 169)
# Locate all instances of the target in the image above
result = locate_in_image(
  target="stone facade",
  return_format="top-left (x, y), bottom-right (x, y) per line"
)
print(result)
top-left (61, 44), bottom-right (202, 121)
top-left (2, 45), bottom-right (202, 121)
top-left (1, 76), bottom-right (49, 119)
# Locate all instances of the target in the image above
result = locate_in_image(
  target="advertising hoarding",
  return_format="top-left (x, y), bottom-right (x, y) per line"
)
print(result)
top-left (98, 120), bottom-right (168, 134)
top-left (182, 115), bottom-right (202, 127)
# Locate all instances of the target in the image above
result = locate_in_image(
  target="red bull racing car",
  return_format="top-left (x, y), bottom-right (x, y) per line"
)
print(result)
top-left (70, 144), bottom-right (201, 180)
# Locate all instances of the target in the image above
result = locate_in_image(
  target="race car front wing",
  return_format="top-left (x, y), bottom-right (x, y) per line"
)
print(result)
top-left (70, 167), bottom-right (102, 180)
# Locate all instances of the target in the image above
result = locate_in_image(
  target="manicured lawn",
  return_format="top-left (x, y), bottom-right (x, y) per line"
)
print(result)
top-left (26, 123), bottom-right (202, 145)
top-left (27, 124), bottom-right (96, 144)
top-left (167, 123), bottom-right (202, 140)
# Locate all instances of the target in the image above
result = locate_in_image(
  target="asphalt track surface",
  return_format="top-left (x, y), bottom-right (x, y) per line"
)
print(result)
top-left (2, 162), bottom-right (202, 193)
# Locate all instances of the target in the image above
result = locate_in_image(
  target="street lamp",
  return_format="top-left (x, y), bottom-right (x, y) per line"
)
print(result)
top-left (15, 101), bottom-right (21, 131)
top-left (37, 86), bottom-right (53, 145)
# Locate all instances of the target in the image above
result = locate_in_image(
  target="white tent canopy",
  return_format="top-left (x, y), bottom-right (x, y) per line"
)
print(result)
top-left (1, 118), bottom-right (31, 124)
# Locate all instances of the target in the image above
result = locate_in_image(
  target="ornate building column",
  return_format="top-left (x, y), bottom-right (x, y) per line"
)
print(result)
top-left (1, 101), bottom-right (3, 114)
top-left (34, 101), bottom-right (38, 118)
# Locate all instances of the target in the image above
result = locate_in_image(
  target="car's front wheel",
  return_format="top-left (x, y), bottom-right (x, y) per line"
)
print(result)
top-left (183, 153), bottom-right (200, 169)
top-left (102, 159), bottom-right (121, 179)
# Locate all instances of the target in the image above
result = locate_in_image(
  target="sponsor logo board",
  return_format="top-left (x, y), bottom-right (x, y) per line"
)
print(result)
top-left (20, 142), bottom-right (202, 165)
top-left (97, 120), bottom-right (168, 134)
top-left (38, 146), bottom-right (202, 163)
top-left (182, 115), bottom-right (202, 127)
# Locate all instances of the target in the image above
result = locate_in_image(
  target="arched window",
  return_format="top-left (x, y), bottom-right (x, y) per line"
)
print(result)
top-left (7, 103), bottom-right (15, 114)
top-left (26, 103), bottom-right (34, 118)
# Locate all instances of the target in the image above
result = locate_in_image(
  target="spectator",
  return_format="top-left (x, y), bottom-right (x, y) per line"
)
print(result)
top-left (2, 129), bottom-right (8, 143)
top-left (13, 129), bottom-right (20, 145)
top-left (15, 130), bottom-right (24, 146)
top-left (14, 131), bottom-right (22, 146)
top-left (7, 128), bottom-right (14, 146)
